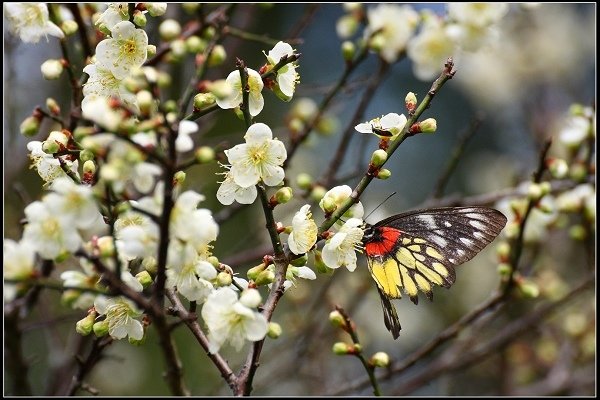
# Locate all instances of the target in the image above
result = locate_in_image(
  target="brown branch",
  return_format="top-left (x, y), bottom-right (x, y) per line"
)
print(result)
top-left (287, 4), bottom-right (321, 39)
top-left (4, 311), bottom-right (33, 395)
top-left (65, 4), bottom-right (93, 60)
top-left (66, 337), bottom-right (113, 396)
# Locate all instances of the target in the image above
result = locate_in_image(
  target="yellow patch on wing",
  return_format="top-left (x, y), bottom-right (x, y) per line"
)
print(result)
top-left (396, 247), bottom-right (417, 269)
top-left (413, 238), bottom-right (426, 244)
top-left (414, 274), bottom-right (432, 293)
top-left (416, 262), bottom-right (444, 285)
top-left (425, 246), bottom-right (444, 260)
top-left (432, 262), bottom-right (449, 277)
top-left (370, 258), bottom-right (402, 298)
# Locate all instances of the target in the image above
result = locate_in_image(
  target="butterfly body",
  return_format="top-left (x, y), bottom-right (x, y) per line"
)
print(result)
top-left (362, 206), bottom-right (507, 339)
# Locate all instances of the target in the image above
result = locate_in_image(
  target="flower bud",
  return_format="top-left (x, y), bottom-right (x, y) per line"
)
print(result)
top-left (209, 79), bottom-right (234, 100)
top-left (170, 39), bottom-right (186, 59)
top-left (518, 279), bottom-right (540, 298)
top-left (42, 140), bottom-right (60, 154)
top-left (337, 15), bottom-right (359, 39)
top-left (83, 160), bottom-right (96, 175)
top-left (61, 289), bottom-right (82, 307)
top-left (332, 342), bottom-right (352, 355)
top-left (376, 168), bottom-right (391, 180)
top-left (147, 44), bottom-right (157, 58)
top-left (76, 313), bottom-right (97, 336)
top-left (173, 170), bottom-right (186, 186)
top-left (370, 351), bottom-right (390, 368)
top-left (207, 256), bottom-right (220, 268)
top-left (288, 117), bottom-right (304, 134)
top-left (254, 269), bottom-right (276, 286)
top-left (146, 2), bottom-right (167, 16)
top-left (547, 158), bottom-right (568, 179)
top-left (92, 320), bottom-right (110, 337)
top-left (539, 182), bottom-right (551, 197)
top-left (369, 33), bottom-right (386, 53)
top-left (41, 59), bottom-right (64, 80)
top-left (321, 197), bottom-right (337, 213)
top-left (207, 45), bottom-right (227, 67)
top-left (419, 118), bottom-right (437, 133)
top-left (497, 263), bottom-right (512, 277)
top-left (405, 92), bottom-right (417, 113)
top-left (195, 146), bottom-right (215, 163)
top-left (182, 3), bottom-right (200, 13)
top-left (569, 163), bottom-right (587, 182)
top-left (370, 149), bottom-right (388, 167)
top-left (496, 241), bottom-right (511, 260)
top-left (20, 116), bottom-right (40, 137)
top-left (310, 185), bottom-right (327, 203)
top-left (185, 35), bottom-right (206, 53)
top-left (133, 10), bottom-right (147, 27)
top-left (296, 173), bottom-right (312, 190)
top-left (193, 92), bottom-right (216, 110)
top-left (527, 183), bottom-right (543, 201)
top-left (504, 222), bottom-right (520, 239)
top-left (563, 313), bottom-right (587, 337)
top-left (329, 310), bottom-right (346, 328)
top-left (61, 20), bottom-right (78, 35)
top-left (247, 263), bottom-right (267, 281)
top-left (267, 322), bottom-right (282, 339)
top-left (216, 271), bottom-right (233, 287)
top-left (240, 288), bottom-right (262, 308)
top-left (97, 236), bottom-right (115, 258)
top-left (159, 19), bottom-right (181, 41)
top-left (568, 103), bottom-right (586, 117)
top-left (142, 257), bottom-right (158, 275)
top-left (275, 187), bottom-right (293, 204)
top-left (136, 270), bottom-right (153, 288)
top-left (45, 98), bottom-right (61, 115)
top-left (202, 26), bottom-right (216, 40)
top-left (341, 40), bottom-right (356, 61)
top-left (137, 90), bottom-right (154, 115)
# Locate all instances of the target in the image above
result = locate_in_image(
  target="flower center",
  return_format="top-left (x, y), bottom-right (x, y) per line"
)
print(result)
top-left (41, 218), bottom-right (60, 237)
top-left (248, 145), bottom-right (267, 165)
top-left (123, 39), bottom-right (137, 56)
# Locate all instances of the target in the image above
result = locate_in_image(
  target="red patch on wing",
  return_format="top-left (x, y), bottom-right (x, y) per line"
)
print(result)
top-left (364, 227), bottom-right (402, 257)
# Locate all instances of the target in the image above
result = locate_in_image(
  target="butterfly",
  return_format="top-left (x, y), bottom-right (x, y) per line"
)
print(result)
top-left (362, 206), bottom-right (507, 339)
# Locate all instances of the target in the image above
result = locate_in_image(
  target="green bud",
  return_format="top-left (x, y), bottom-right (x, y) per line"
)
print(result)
top-left (563, 313), bottom-right (587, 337)
top-left (369, 33), bottom-right (386, 53)
top-left (539, 182), bottom-right (551, 197)
top-left (55, 250), bottom-right (71, 263)
top-left (370, 351), bottom-right (390, 368)
top-left (207, 45), bottom-right (227, 67)
top-left (92, 320), bottom-right (110, 337)
top-left (20, 116), bottom-right (40, 137)
top-left (41, 59), bottom-right (64, 80)
top-left (182, 3), bottom-right (200, 14)
top-left (332, 342), bottom-right (352, 355)
top-left (46, 97), bottom-right (61, 115)
top-left (61, 289), bottom-right (82, 308)
top-left (142, 257), bottom-right (158, 275)
top-left (42, 140), bottom-right (60, 154)
top-left (202, 26), bottom-right (216, 40)
top-left (61, 20), bottom-right (78, 36)
top-left (162, 99), bottom-right (177, 113)
top-left (146, 2), bottom-right (167, 17)
top-left (370, 149), bottom-right (388, 167)
top-left (275, 187), bottom-right (293, 204)
top-left (290, 254), bottom-right (308, 267)
top-left (377, 168), bottom-right (392, 180)
top-left (353, 343), bottom-right (362, 353)
top-left (288, 117), bottom-right (304, 134)
top-left (267, 322), bottom-right (282, 339)
top-left (296, 173), bottom-right (313, 190)
top-left (568, 103), bottom-right (586, 117)
top-left (321, 197), bottom-right (337, 213)
top-left (254, 269), bottom-right (276, 286)
top-left (195, 146), bottom-right (215, 163)
top-left (76, 313), bottom-right (97, 336)
top-left (341, 40), bottom-right (356, 62)
top-left (329, 310), bottom-right (346, 328)
top-left (247, 263), bottom-right (267, 281)
top-left (419, 118), bottom-right (437, 133)
top-left (495, 241), bottom-right (511, 259)
top-left (527, 183), bottom-right (543, 201)
top-left (497, 263), bottom-right (512, 277)
top-left (97, 236), bottom-right (115, 258)
top-left (170, 39), bottom-right (186, 59)
top-left (133, 10), bottom-right (147, 27)
top-left (234, 107), bottom-right (245, 121)
top-left (569, 163), bottom-right (587, 182)
top-left (216, 271), bottom-right (233, 287)
top-left (173, 170), bottom-right (186, 186)
top-left (504, 222), bottom-right (520, 239)
top-left (137, 90), bottom-right (154, 115)
top-left (83, 160), bottom-right (96, 175)
top-left (518, 279), bottom-right (540, 298)
top-left (136, 270), bottom-right (153, 288)
top-left (315, 116), bottom-right (339, 136)
top-left (405, 92), bottom-right (417, 112)
top-left (548, 158), bottom-right (568, 179)
top-left (185, 35), bottom-right (206, 53)
top-left (193, 92), bottom-right (216, 110)
top-left (207, 256), bottom-right (220, 268)
top-left (147, 44), bottom-right (157, 58)
top-left (569, 224), bottom-right (587, 241)
top-left (310, 185), bottom-right (327, 203)
top-left (337, 15), bottom-right (359, 39)
top-left (114, 201), bottom-right (131, 215)
top-left (159, 19), bottom-right (181, 41)
top-left (73, 126), bottom-right (95, 141)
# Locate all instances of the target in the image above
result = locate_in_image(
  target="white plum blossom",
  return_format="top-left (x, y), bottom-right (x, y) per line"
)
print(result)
top-left (322, 218), bottom-right (364, 271)
top-left (81, 95), bottom-right (126, 131)
top-left (44, 177), bottom-right (103, 230)
top-left (201, 287), bottom-right (268, 353)
top-left (82, 63), bottom-right (138, 111)
top-left (447, 3), bottom-right (509, 29)
top-left (288, 205), bottom-right (318, 255)
top-left (175, 120), bottom-right (199, 153)
top-left (559, 115), bottom-right (592, 147)
top-left (365, 4), bottom-right (419, 63)
top-left (166, 255), bottom-right (216, 302)
top-left (216, 168), bottom-right (258, 205)
top-left (265, 41), bottom-right (299, 100)
top-left (170, 191), bottom-right (219, 251)
top-left (278, 265), bottom-right (317, 291)
top-left (22, 201), bottom-right (82, 259)
top-left (4, 3), bottom-right (65, 43)
top-left (319, 185), bottom-right (364, 220)
top-left (94, 296), bottom-right (144, 340)
top-left (95, 3), bottom-right (129, 31)
top-left (216, 68), bottom-right (264, 117)
top-left (115, 211), bottom-right (159, 260)
top-left (27, 141), bottom-right (79, 184)
top-left (407, 12), bottom-right (457, 80)
top-left (96, 21), bottom-right (148, 80)
top-left (60, 269), bottom-right (99, 309)
top-left (355, 113), bottom-right (407, 140)
top-left (225, 123), bottom-right (287, 188)
top-left (3, 239), bottom-right (37, 301)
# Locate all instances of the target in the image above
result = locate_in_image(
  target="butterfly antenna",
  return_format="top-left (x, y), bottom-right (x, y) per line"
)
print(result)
top-left (365, 192), bottom-right (397, 222)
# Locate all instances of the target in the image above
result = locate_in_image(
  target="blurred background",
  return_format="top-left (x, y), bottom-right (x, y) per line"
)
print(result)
top-left (4, 3), bottom-right (596, 396)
